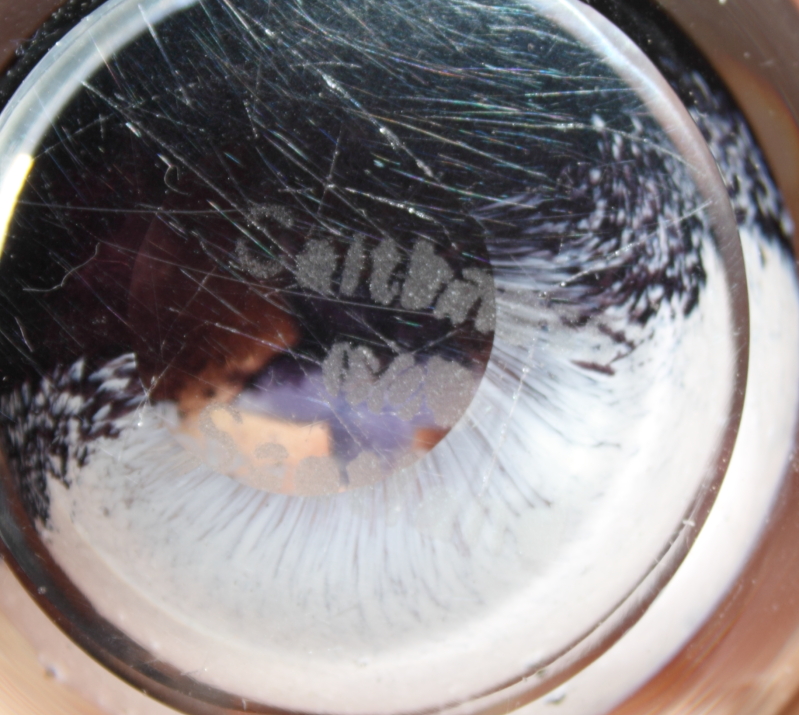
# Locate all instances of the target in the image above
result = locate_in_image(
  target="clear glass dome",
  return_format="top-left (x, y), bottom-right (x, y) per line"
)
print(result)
top-left (0, 0), bottom-right (794, 714)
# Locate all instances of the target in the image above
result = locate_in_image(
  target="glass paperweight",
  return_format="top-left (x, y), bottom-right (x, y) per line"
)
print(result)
top-left (0, 0), bottom-right (796, 714)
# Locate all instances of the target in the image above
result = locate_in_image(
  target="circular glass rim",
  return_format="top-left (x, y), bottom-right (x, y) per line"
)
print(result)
top-left (0, 0), bottom-right (749, 712)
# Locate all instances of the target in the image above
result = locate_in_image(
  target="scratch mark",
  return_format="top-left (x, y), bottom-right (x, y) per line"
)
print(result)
top-left (23, 244), bottom-right (101, 294)
top-left (140, 5), bottom-right (192, 106)
top-left (14, 317), bottom-right (34, 353)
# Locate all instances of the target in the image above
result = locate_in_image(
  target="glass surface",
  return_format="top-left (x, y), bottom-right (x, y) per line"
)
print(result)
top-left (0, 0), bottom-right (793, 714)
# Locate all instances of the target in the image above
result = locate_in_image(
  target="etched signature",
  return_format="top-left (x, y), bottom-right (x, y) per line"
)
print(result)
top-left (235, 226), bottom-right (495, 334)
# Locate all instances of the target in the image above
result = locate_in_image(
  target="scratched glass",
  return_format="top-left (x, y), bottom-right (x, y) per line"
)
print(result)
top-left (0, 0), bottom-right (794, 713)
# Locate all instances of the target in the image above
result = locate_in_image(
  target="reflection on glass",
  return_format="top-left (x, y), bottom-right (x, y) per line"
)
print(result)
top-left (0, 0), bottom-right (792, 713)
